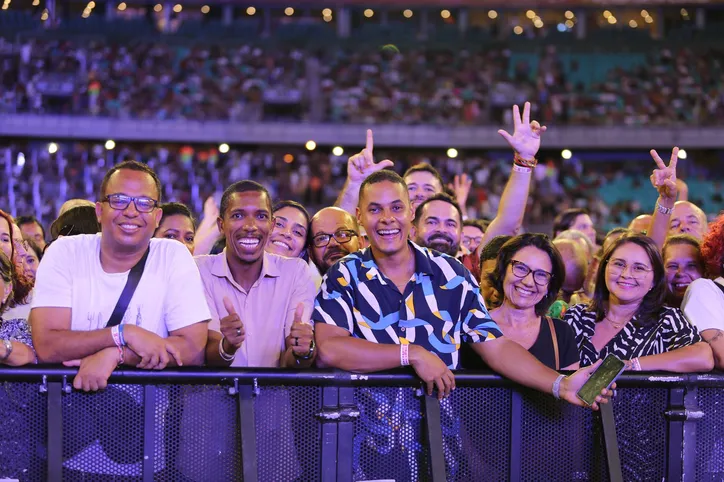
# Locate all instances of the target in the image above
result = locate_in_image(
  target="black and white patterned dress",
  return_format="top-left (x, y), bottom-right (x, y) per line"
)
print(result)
top-left (563, 304), bottom-right (701, 366)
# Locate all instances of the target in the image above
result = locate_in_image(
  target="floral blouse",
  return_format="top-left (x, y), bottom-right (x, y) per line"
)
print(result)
top-left (0, 317), bottom-right (34, 349)
top-left (563, 304), bottom-right (701, 367)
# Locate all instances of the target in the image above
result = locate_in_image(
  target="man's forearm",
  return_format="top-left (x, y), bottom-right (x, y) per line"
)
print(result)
top-left (334, 179), bottom-right (361, 216)
top-left (479, 167), bottom-right (532, 250)
top-left (474, 338), bottom-right (559, 394)
top-left (647, 195), bottom-right (673, 250)
top-left (35, 329), bottom-right (114, 363)
top-left (317, 336), bottom-right (403, 372)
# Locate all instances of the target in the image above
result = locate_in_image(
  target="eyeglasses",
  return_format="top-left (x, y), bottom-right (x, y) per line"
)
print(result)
top-left (607, 259), bottom-right (653, 279)
top-left (510, 260), bottom-right (553, 286)
top-left (103, 194), bottom-right (158, 213)
top-left (312, 229), bottom-right (358, 248)
top-left (462, 236), bottom-right (483, 248)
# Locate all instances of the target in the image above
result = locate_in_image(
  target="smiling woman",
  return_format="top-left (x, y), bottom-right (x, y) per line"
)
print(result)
top-left (462, 234), bottom-right (579, 370)
top-left (266, 201), bottom-right (310, 260)
top-left (564, 233), bottom-right (713, 373)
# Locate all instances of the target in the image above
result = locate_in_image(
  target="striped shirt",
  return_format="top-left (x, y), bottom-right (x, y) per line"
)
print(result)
top-left (563, 304), bottom-right (702, 367)
top-left (312, 242), bottom-right (502, 369)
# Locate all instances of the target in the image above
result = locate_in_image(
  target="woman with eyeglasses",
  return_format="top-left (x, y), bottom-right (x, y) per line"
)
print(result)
top-left (564, 233), bottom-right (712, 372)
top-left (464, 234), bottom-right (579, 370)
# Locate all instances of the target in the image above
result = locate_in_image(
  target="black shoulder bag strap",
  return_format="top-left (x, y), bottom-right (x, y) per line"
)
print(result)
top-left (105, 247), bottom-right (150, 328)
top-left (715, 279), bottom-right (724, 296)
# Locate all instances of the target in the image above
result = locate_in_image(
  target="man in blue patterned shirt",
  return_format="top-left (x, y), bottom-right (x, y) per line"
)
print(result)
top-left (313, 170), bottom-right (611, 408)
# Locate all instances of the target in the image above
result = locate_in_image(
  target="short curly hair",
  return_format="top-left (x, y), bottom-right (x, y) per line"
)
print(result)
top-left (701, 212), bottom-right (724, 278)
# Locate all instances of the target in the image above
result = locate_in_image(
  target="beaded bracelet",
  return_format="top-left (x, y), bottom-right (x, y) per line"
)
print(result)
top-left (514, 152), bottom-right (538, 168)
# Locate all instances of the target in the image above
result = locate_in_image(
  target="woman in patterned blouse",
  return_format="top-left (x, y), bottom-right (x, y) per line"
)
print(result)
top-left (564, 233), bottom-right (713, 372)
top-left (0, 251), bottom-right (36, 365)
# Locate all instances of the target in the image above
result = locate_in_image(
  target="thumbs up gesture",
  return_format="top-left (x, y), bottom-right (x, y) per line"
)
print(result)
top-left (220, 296), bottom-right (245, 350)
top-left (288, 303), bottom-right (314, 357)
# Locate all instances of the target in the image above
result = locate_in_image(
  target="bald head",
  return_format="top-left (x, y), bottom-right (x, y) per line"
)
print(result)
top-left (628, 214), bottom-right (652, 234)
top-left (670, 201), bottom-right (708, 240)
top-left (59, 199), bottom-right (95, 216)
top-left (309, 207), bottom-right (360, 274)
top-left (553, 239), bottom-right (589, 294)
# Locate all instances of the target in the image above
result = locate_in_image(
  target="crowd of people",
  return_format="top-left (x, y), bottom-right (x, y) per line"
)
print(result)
top-left (3, 34), bottom-right (724, 126)
top-left (0, 102), bottom-right (722, 478)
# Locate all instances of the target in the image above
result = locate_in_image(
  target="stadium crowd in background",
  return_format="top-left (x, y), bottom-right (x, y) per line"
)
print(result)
top-left (2, 36), bottom-right (724, 127)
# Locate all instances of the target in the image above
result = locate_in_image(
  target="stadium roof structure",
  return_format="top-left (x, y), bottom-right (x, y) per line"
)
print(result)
top-left (237, 0), bottom-right (723, 5)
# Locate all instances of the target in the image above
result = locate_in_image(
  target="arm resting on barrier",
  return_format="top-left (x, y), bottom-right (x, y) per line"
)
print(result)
top-left (702, 329), bottom-right (724, 371)
top-left (638, 341), bottom-right (714, 373)
top-left (471, 337), bottom-right (611, 409)
top-left (316, 323), bottom-right (404, 372)
top-left (0, 340), bottom-right (37, 366)
top-left (124, 322), bottom-right (208, 368)
top-left (31, 307), bottom-right (116, 363)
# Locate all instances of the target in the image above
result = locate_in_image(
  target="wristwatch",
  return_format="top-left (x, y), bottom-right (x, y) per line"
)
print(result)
top-left (0, 339), bottom-right (12, 362)
top-left (294, 338), bottom-right (316, 362)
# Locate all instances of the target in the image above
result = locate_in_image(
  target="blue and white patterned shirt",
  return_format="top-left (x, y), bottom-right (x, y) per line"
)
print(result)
top-left (312, 242), bottom-right (502, 369)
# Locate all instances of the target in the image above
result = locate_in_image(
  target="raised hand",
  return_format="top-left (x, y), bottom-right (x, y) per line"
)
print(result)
top-left (221, 296), bottom-right (245, 350)
top-left (347, 129), bottom-right (394, 184)
top-left (288, 303), bottom-right (314, 357)
top-left (203, 195), bottom-right (220, 220)
top-left (497, 102), bottom-right (547, 160)
top-left (448, 174), bottom-right (473, 212)
top-left (649, 147), bottom-right (679, 202)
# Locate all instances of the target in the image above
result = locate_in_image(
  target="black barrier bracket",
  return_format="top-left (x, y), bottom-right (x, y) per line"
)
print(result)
top-left (336, 387), bottom-right (355, 482)
top-left (509, 390), bottom-right (522, 482)
top-left (320, 386), bottom-right (339, 482)
top-left (142, 385), bottom-right (156, 482)
top-left (47, 381), bottom-right (63, 482)
top-left (237, 380), bottom-right (258, 482)
top-left (423, 394), bottom-right (447, 482)
top-left (666, 385), bottom-right (701, 482)
top-left (600, 402), bottom-right (623, 482)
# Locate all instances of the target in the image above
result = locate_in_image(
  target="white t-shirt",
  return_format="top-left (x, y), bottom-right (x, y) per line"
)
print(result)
top-left (32, 234), bottom-right (211, 335)
top-left (31, 234), bottom-right (211, 476)
top-left (681, 277), bottom-right (724, 332)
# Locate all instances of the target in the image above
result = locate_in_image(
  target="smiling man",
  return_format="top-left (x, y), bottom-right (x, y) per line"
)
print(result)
top-left (308, 207), bottom-right (360, 276)
top-left (195, 181), bottom-right (316, 368)
top-left (314, 170), bottom-right (612, 409)
top-left (30, 160), bottom-right (211, 478)
top-left (412, 193), bottom-right (462, 257)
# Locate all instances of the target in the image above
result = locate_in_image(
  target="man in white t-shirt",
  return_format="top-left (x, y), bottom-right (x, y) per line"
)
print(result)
top-left (31, 160), bottom-right (210, 390)
top-left (196, 180), bottom-right (316, 368)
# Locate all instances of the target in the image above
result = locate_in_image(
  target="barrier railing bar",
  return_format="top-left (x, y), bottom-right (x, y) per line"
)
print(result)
top-left (600, 402), bottom-right (623, 482)
top-left (46, 381), bottom-right (63, 482)
top-left (423, 394), bottom-right (447, 482)
top-left (0, 366), bottom-right (710, 388)
top-left (508, 390), bottom-right (522, 482)
top-left (336, 387), bottom-right (356, 482)
top-left (142, 385), bottom-right (156, 482)
top-left (319, 386), bottom-right (339, 482)
top-left (238, 382), bottom-right (258, 482)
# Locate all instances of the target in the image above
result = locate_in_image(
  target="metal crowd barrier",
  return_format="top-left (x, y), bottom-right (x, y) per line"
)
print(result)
top-left (0, 366), bottom-right (721, 482)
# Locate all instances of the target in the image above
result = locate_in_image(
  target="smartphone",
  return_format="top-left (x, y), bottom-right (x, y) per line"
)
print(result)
top-left (576, 354), bottom-right (626, 406)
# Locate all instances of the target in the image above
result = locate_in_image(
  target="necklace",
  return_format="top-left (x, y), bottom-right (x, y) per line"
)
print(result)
top-left (604, 312), bottom-right (629, 330)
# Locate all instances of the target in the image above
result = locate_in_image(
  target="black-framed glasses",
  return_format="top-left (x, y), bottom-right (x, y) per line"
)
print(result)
top-left (103, 194), bottom-right (159, 213)
top-left (607, 259), bottom-right (653, 279)
top-left (312, 229), bottom-right (358, 248)
top-left (510, 260), bottom-right (553, 286)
